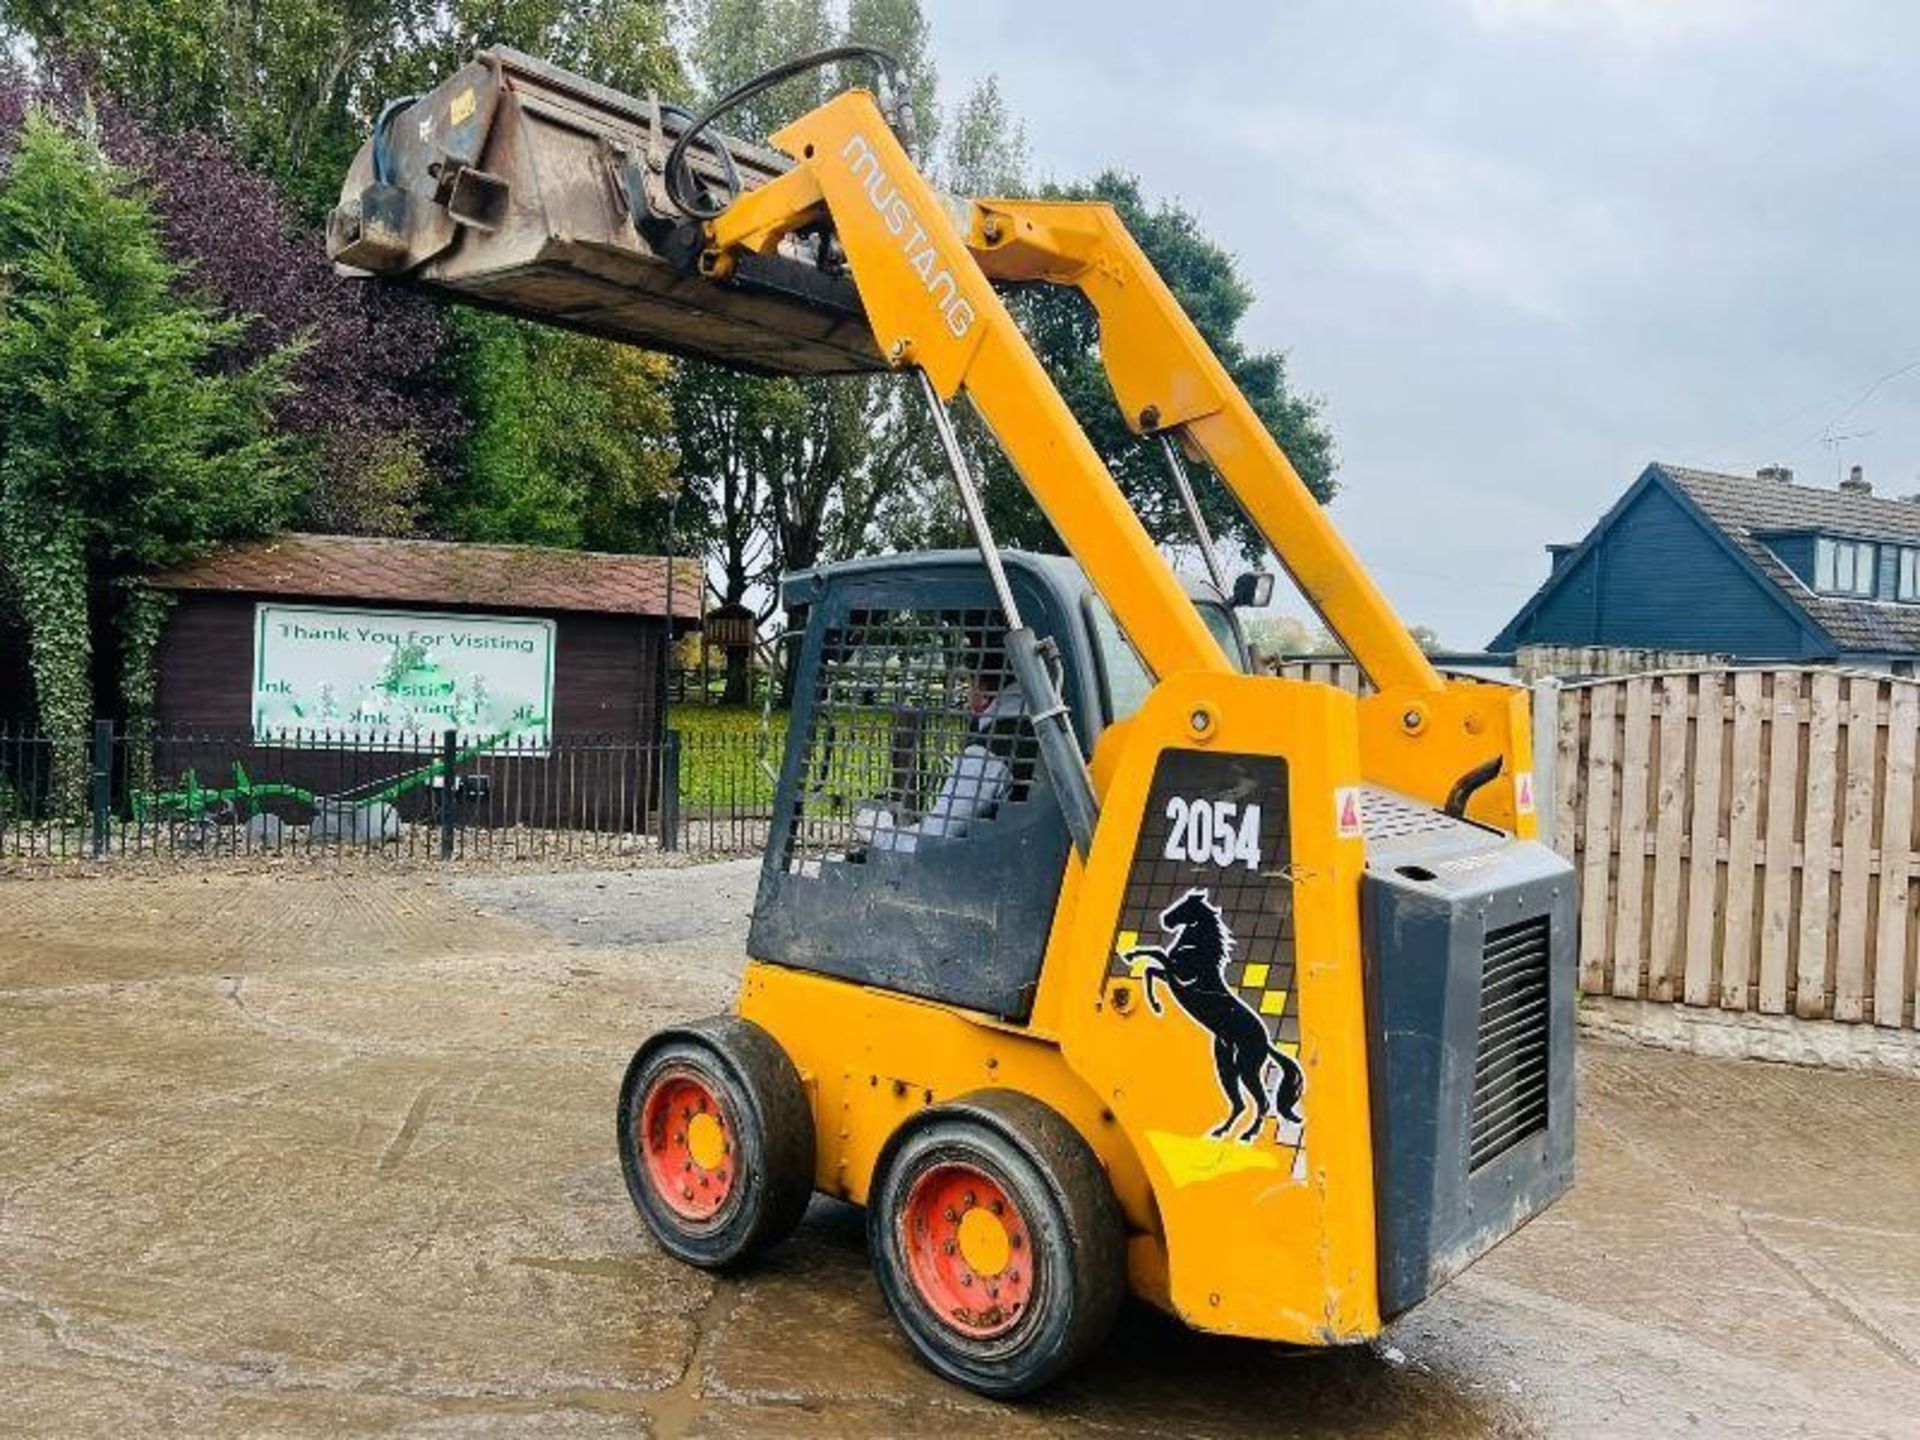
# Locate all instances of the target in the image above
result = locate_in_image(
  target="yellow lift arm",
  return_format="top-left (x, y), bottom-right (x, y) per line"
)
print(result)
top-left (711, 91), bottom-right (1536, 835)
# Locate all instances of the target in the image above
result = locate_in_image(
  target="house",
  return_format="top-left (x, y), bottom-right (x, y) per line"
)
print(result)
top-left (1491, 462), bottom-right (1920, 675)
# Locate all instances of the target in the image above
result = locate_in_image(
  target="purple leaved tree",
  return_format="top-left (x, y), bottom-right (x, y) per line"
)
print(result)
top-left (0, 57), bottom-right (461, 536)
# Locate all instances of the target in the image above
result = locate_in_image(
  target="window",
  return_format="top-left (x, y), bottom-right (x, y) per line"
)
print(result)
top-left (1089, 599), bottom-right (1153, 722)
top-left (1089, 598), bottom-right (1253, 723)
top-left (1198, 603), bottom-right (1252, 670)
top-left (1814, 537), bottom-right (1877, 597)
top-left (1900, 548), bottom-right (1920, 602)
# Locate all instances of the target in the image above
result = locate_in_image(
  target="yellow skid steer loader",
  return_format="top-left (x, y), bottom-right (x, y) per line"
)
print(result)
top-left (332, 45), bottom-right (1576, 1397)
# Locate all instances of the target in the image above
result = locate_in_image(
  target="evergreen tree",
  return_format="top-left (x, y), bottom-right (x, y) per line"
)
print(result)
top-left (0, 111), bottom-right (301, 806)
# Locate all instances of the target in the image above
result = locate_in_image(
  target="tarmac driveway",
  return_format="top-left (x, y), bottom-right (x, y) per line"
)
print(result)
top-left (1, 862), bottom-right (1915, 1437)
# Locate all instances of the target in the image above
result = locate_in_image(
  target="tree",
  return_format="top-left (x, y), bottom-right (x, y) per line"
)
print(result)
top-left (0, 58), bottom-right (458, 538)
top-left (4, 1), bottom-right (682, 222)
top-left (673, 0), bottom-right (951, 703)
top-left (0, 111), bottom-right (302, 806)
top-left (941, 73), bottom-right (1025, 196)
top-left (441, 311), bottom-right (678, 553)
top-left (1240, 614), bottom-right (1339, 659)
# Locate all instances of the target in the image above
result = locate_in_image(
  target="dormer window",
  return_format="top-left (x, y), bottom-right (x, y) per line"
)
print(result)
top-left (1814, 536), bottom-right (1876, 596)
top-left (1901, 548), bottom-right (1920, 602)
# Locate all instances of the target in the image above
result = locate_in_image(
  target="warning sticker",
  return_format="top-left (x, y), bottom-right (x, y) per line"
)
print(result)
top-left (1335, 786), bottom-right (1364, 839)
top-left (1515, 771), bottom-right (1535, 815)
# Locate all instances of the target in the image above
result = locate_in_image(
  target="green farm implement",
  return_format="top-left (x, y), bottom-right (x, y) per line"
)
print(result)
top-left (133, 729), bottom-right (528, 846)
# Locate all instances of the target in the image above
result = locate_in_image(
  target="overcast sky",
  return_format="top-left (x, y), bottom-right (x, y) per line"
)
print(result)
top-left (923, 0), bottom-right (1920, 648)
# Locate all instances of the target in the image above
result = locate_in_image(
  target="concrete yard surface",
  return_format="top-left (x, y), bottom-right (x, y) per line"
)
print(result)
top-left (2, 864), bottom-right (1916, 1437)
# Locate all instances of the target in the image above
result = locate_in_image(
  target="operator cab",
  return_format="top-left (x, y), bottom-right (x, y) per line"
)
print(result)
top-left (749, 549), bottom-right (1251, 1021)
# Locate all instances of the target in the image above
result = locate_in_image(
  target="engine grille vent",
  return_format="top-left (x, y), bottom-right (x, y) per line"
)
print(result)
top-left (1470, 916), bottom-right (1552, 1172)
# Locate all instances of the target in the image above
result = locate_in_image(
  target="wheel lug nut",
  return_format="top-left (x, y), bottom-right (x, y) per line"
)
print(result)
top-left (943, 1207), bottom-right (958, 1222)
top-left (959, 1273), bottom-right (973, 1287)
top-left (943, 1240), bottom-right (957, 1255)
top-left (962, 1190), bottom-right (976, 1207)
top-left (990, 1199), bottom-right (1003, 1216)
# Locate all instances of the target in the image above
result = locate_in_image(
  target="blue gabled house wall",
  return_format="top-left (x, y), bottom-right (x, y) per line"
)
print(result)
top-left (1492, 465), bottom-right (1836, 659)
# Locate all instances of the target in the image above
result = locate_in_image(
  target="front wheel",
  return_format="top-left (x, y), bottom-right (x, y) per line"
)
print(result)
top-left (616, 1016), bottom-right (814, 1270)
top-left (868, 1091), bottom-right (1125, 1398)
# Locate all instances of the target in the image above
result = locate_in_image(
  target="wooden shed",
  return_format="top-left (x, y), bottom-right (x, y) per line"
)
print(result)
top-left (143, 534), bottom-right (701, 831)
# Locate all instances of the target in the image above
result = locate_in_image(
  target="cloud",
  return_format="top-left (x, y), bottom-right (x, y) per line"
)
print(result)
top-left (1201, 105), bottom-right (1641, 321)
top-left (1465, 0), bottom-right (1764, 45)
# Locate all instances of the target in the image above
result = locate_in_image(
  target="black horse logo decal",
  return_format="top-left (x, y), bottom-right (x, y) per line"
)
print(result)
top-left (1122, 888), bottom-right (1305, 1143)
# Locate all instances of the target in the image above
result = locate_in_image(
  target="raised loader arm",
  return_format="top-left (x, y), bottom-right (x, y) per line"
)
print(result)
top-left (707, 95), bottom-right (1535, 835)
top-left (961, 201), bottom-right (1537, 833)
top-left (965, 202), bottom-right (1439, 695)
top-left (708, 94), bottom-right (1231, 689)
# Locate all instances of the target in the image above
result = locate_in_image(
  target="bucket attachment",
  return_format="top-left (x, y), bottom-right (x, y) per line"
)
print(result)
top-left (327, 47), bottom-right (883, 376)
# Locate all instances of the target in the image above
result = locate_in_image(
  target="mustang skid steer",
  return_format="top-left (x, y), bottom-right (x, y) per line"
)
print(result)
top-left (333, 45), bottom-right (1577, 1396)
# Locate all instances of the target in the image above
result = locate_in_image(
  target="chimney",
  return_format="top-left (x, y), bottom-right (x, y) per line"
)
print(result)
top-left (1841, 464), bottom-right (1872, 496)
top-left (1756, 464), bottom-right (1794, 484)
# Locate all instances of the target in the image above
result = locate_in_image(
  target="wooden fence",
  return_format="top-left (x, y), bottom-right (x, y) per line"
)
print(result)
top-left (1553, 668), bottom-right (1917, 1029)
top-left (1269, 659), bottom-right (1919, 1029)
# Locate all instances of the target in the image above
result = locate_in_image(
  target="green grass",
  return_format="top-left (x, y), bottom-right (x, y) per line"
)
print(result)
top-left (668, 703), bottom-right (781, 742)
top-left (669, 704), bottom-right (788, 807)
top-left (667, 701), bottom-right (964, 812)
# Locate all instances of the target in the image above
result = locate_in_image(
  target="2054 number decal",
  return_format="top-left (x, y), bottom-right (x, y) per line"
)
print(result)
top-left (1162, 797), bottom-right (1262, 870)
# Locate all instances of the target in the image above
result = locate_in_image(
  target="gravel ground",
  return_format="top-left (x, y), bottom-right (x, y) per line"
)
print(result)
top-left (2, 865), bottom-right (1915, 1437)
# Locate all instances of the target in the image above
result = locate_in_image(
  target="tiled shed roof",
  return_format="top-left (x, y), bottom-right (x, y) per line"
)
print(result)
top-left (150, 534), bottom-right (701, 620)
top-left (1659, 465), bottom-right (1920, 654)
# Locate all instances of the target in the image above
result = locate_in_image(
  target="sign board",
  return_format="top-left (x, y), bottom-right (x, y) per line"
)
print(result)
top-left (253, 604), bottom-right (555, 750)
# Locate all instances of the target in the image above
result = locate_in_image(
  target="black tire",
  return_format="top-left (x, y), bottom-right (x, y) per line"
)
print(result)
top-left (868, 1090), bottom-right (1125, 1399)
top-left (617, 1016), bottom-right (814, 1270)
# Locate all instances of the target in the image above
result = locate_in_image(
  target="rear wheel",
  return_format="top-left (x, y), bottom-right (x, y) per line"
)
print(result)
top-left (868, 1091), bottom-right (1125, 1398)
top-left (617, 1016), bottom-right (814, 1269)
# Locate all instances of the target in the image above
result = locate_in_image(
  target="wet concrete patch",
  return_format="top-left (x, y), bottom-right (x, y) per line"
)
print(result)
top-left (2, 869), bottom-right (1915, 1436)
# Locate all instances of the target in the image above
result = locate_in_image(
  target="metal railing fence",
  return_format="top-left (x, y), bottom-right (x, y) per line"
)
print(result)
top-left (0, 723), bottom-right (777, 863)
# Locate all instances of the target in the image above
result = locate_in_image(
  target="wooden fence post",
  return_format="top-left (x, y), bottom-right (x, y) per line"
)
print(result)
top-left (1530, 676), bottom-right (1560, 845)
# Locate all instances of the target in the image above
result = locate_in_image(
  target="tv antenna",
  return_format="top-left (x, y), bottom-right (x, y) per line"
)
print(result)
top-left (1820, 426), bottom-right (1875, 483)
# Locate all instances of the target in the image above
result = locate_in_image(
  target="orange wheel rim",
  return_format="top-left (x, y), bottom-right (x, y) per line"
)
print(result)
top-left (640, 1070), bottom-right (736, 1222)
top-left (900, 1162), bottom-right (1033, 1339)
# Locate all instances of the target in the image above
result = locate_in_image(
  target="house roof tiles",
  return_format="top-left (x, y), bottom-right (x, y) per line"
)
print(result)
top-left (1658, 464), bottom-right (1920, 654)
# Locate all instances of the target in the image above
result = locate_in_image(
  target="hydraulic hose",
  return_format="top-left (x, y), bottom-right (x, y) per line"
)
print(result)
top-left (370, 94), bottom-right (420, 186)
top-left (664, 44), bottom-right (910, 221)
